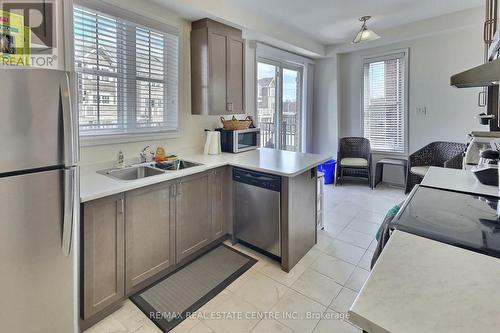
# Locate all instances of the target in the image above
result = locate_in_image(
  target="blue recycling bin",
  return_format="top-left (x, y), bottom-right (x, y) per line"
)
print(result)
top-left (318, 159), bottom-right (336, 184)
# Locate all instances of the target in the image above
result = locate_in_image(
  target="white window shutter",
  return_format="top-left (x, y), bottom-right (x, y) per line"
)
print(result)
top-left (363, 52), bottom-right (407, 154)
top-left (74, 5), bottom-right (179, 137)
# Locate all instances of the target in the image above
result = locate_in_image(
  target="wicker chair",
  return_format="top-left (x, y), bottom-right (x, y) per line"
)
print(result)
top-left (405, 141), bottom-right (467, 193)
top-left (337, 137), bottom-right (372, 188)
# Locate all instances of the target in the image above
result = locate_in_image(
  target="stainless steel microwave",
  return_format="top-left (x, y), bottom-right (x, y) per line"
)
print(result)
top-left (216, 128), bottom-right (260, 153)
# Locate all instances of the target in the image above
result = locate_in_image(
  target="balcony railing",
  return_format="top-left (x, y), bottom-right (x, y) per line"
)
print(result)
top-left (260, 121), bottom-right (276, 149)
top-left (259, 118), bottom-right (299, 152)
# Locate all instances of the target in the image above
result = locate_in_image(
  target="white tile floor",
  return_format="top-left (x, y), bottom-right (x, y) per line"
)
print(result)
top-left (84, 181), bottom-right (406, 333)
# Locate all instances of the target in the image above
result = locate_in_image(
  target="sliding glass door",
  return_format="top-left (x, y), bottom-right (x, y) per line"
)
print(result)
top-left (257, 60), bottom-right (303, 152)
top-left (257, 61), bottom-right (278, 149)
top-left (281, 66), bottom-right (302, 152)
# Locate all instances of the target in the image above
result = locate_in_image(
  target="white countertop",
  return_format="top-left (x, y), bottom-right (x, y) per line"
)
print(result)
top-left (349, 230), bottom-right (500, 333)
top-left (421, 166), bottom-right (499, 197)
top-left (80, 148), bottom-right (331, 202)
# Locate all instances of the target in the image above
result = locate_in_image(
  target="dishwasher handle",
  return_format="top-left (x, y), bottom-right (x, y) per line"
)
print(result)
top-left (233, 168), bottom-right (281, 192)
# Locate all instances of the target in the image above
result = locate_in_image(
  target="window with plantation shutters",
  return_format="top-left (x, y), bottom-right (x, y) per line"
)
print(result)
top-left (363, 51), bottom-right (408, 154)
top-left (73, 5), bottom-right (179, 137)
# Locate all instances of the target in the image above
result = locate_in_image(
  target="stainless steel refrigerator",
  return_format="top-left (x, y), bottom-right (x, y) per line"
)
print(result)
top-left (0, 69), bottom-right (79, 332)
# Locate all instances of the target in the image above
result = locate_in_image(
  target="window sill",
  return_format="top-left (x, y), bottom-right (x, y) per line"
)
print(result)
top-left (79, 130), bottom-right (182, 147)
top-left (370, 150), bottom-right (408, 158)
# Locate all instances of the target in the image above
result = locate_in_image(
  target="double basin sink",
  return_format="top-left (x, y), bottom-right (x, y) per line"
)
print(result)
top-left (98, 160), bottom-right (202, 181)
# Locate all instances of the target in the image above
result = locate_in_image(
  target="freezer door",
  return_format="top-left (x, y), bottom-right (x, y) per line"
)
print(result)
top-left (0, 169), bottom-right (76, 333)
top-left (0, 69), bottom-right (77, 173)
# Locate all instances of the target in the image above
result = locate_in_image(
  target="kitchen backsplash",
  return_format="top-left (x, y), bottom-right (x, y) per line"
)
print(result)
top-left (78, 114), bottom-right (254, 165)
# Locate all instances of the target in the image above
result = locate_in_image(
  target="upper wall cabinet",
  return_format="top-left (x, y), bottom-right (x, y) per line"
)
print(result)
top-left (191, 19), bottom-right (245, 115)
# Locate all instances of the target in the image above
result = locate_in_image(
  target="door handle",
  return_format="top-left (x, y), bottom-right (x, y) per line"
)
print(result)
top-left (117, 198), bottom-right (124, 215)
top-left (62, 167), bottom-right (75, 256)
top-left (478, 90), bottom-right (487, 107)
top-left (61, 72), bottom-right (77, 166)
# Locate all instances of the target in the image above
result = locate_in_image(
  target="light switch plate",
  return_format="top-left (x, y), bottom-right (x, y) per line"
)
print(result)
top-left (416, 107), bottom-right (427, 115)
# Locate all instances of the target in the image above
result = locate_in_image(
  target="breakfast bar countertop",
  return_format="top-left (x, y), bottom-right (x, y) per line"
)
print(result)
top-left (79, 148), bottom-right (331, 202)
top-left (421, 166), bottom-right (499, 197)
top-left (349, 230), bottom-right (500, 333)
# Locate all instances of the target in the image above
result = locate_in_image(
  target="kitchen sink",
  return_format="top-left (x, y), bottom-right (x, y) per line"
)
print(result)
top-left (98, 165), bottom-right (165, 181)
top-left (154, 160), bottom-right (203, 171)
top-left (97, 160), bottom-right (203, 181)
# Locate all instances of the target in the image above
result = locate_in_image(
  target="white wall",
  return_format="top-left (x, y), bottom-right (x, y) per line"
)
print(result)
top-left (245, 41), bottom-right (257, 121)
top-left (312, 55), bottom-right (339, 158)
top-left (327, 7), bottom-right (484, 56)
top-left (136, 0), bottom-right (326, 57)
top-left (338, 25), bottom-right (484, 150)
top-left (311, 13), bottom-right (485, 185)
top-left (76, 0), bottom-right (252, 165)
top-left (334, 24), bottom-right (485, 184)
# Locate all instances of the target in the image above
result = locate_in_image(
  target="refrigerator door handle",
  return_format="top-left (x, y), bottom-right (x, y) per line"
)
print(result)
top-left (62, 168), bottom-right (75, 256)
top-left (61, 73), bottom-right (77, 166)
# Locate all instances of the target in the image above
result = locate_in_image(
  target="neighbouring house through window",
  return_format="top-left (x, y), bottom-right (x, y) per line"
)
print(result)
top-left (73, 4), bottom-right (179, 138)
top-left (256, 60), bottom-right (304, 152)
top-left (255, 43), bottom-right (314, 153)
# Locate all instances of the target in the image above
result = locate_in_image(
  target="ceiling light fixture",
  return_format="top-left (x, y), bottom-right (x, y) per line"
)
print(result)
top-left (352, 16), bottom-right (380, 44)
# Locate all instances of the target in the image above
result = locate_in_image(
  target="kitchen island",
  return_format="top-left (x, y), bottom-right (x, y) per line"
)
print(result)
top-left (421, 166), bottom-right (499, 197)
top-left (80, 148), bottom-right (330, 271)
top-left (350, 166), bottom-right (500, 333)
top-left (349, 230), bottom-right (500, 333)
top-left (79, 148), bottom-right (330, 328)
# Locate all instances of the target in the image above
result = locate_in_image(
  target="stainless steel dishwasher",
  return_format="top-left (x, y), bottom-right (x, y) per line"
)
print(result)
top-left (233, 168), bottom-right (281, 258)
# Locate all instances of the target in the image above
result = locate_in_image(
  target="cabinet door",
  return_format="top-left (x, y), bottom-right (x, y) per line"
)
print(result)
top-left (227, 36), bottom-right (245, 114)
top-left (211, 168), bottom-right (227, 239)
top-left (208, 32), bottom-right (228, 114)
top-left (83, 194), bottom-right (125, 319)
top-left (190, 27), bottom-right (209, 115)
top-left (125, 183), bottom-right (173, 293)
top-left (177, 172), bottom-right (212, 262)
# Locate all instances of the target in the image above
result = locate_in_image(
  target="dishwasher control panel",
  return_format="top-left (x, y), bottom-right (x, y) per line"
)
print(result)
top-left (232, 168), bottom-right (281, 192)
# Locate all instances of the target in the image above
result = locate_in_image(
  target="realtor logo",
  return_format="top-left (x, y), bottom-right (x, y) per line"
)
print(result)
top-left (2, 0), bottom-right (55, 53)
top-left (0, 0), bottom-right (57, 67)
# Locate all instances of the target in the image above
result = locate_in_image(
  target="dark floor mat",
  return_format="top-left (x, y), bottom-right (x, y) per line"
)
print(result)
top-left (130, 244), bottom-right (256, 332)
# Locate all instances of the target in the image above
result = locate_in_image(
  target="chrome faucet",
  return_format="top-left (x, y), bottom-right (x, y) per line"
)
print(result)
top-left (140, 145), bottom-right (153, 163)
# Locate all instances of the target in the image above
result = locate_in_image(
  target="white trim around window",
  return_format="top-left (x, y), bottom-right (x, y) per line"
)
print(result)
top-left (255, 42), bottom-right (314, 153)
top-left (73, 0), bottom-right (182, 146)
top-left (361, 48), bottom-right (409, 156)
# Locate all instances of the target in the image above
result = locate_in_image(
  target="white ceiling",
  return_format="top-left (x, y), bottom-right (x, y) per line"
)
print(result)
top-left (149, 0), bottom-right (484, 56)
top-left (226, 0), bottom-right (484, 44)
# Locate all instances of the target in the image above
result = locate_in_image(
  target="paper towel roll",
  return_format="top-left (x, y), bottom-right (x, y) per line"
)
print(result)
top-left (204, 131), bottom-right (221, 155)
top-left (209, 131), bottom-right (221, 155)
